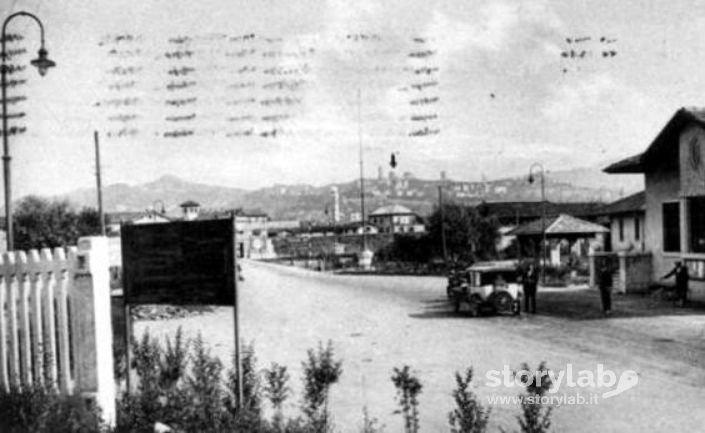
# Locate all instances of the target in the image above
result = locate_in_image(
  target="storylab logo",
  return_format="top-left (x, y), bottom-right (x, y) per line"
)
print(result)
top-left (485, 364), bottom-right (639, 403)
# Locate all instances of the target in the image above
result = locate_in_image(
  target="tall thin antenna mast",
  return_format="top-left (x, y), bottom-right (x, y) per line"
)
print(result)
top-left (358, 88), bottom-right (367, 251)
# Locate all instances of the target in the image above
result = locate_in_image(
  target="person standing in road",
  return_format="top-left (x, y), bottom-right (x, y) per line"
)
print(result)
top-left (598, 262), bottom-right (613, 315)
top-left (523, 263), bottom-right (538, 314)
top-left (663, 261), bottom-right (689, 307)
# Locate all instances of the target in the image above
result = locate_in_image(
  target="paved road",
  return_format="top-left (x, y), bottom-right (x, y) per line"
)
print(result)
top-left (136, 261), bottom-right (705, 432)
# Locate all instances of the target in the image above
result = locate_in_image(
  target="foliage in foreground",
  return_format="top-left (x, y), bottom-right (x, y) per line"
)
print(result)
top-left (0, 384), bottom-right (102, 433)
top-left (448, 368), bottom-right (491, 433)
top-left (0, 329), bottom-right (554, 433)
top-left (515, 363), bottom-right (553, 433)
top-left (391, 365), bottom-right (423, 433)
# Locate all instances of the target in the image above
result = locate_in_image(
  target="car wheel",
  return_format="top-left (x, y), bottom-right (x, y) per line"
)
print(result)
top-left (494, 292), bottom-right (513, 313)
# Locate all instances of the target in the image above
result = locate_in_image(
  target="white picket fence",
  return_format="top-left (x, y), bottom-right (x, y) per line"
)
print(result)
top-left (0, 236), bottom-right (115, 425)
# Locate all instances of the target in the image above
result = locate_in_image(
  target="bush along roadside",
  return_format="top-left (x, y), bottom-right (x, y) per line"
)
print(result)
top-left (0, 328), bottom-right (555, 433)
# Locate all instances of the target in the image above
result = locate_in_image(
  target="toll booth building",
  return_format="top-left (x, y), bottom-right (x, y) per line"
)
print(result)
top-left (605, 107), bottom-right (705, 300)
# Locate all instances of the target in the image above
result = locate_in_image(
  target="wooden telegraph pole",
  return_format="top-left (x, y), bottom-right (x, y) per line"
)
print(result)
top-left (438, 185), bottom-right (448, 267)
top-left (94, 131), bottom-right (106, 236)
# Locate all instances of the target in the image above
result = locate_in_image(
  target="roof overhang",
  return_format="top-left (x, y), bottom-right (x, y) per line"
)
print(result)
top-left (604, 107), bottom-right (705, 174)
top-left (603, 153), bottom-right (644, 173)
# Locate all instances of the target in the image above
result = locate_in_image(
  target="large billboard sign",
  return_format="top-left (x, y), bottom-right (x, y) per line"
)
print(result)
top-left (121, 218), bottom-right (235, 305)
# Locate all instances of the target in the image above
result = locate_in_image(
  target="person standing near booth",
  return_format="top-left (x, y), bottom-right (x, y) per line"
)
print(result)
top-left (663, 261), bottom-right (689, 307)
top-left (598, 262), bottom-right (613, 315)
top-left (523, 263), bottom-right (538, 314)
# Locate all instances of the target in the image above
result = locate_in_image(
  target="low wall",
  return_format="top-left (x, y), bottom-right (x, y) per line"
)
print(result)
top-left (589, 251), bottom-right (652, 294)
top-left (272, 233), bottom-right (394, 258)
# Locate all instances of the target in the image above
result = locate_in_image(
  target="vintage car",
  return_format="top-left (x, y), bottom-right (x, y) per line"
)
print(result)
top-left (447, 261), bottom-right (522, 317)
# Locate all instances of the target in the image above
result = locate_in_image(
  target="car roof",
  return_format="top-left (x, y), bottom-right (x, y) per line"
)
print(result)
top-left (466, 260), bottom-right (518, 272)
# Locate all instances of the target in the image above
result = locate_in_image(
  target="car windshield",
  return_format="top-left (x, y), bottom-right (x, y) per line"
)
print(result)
top-left (478, 270), bottom-right (517, 286)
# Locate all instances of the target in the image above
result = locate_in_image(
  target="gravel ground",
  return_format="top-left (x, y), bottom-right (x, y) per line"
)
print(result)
top-left (134, 260), bottom-right (705, 433)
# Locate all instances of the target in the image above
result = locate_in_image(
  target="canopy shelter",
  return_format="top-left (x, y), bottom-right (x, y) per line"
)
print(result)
top-left (508, 214), bottom-right (609, 266)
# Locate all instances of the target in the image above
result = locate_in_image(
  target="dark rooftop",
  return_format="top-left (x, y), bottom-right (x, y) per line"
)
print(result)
top-left (477, 201), bottom-right (605, 221)
top-left (179, 200), bottom-right (200, 207)
top-left (603, 153), bottom-right (644, 174)
top-left (601, 191), bottom-right (645, 215)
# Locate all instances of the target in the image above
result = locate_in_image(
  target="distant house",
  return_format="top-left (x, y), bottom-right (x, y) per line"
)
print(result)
top-left (106, 210), bottom-right (172, 234)
top-left (600, 191), bottom-right (646, 252)
top-left (368, 205), bottom-right (426, 234)
top-left (341, 222), bottom-right (379, 236)
top-left (604, 107), bottom-right (705, 299)
top-left (231, 209), bottom-right (274, 259)
top-left (180, 200), bottom-right (201, 221)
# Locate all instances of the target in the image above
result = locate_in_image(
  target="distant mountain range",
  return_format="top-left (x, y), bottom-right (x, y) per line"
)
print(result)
top-left (55, 164), bottom-right (643, 221)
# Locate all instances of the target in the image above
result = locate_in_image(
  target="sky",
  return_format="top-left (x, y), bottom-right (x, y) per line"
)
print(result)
top-left (1, 0), bottom-right (704, 197)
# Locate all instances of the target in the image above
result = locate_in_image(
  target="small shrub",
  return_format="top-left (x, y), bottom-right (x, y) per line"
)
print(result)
top-left (514, 362), bottom-right (554, 433)
top-left (301, 340), bottom-right (343, 432)
top-left (124, 329), bottom-right (163, 429)
top-left (391, 365), bottom-right (422, 433)
top-left (226, 341), bottom-right (262, 419)
top-left (448, 368), bottom-right (490, 433)
top-left (360, 406), bottom-right (385, 433)
top-left (181, 334), bottom-right (226, 432)
top-left (160, 327), bottom-right (188, 390)
top-left (0, 384), bottom-right (102, 433)
top-left (264, 362), bottom-right (291, 430)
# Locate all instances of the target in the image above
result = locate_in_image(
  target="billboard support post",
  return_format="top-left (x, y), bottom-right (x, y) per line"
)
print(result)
top-left (232, 214), bottom-right (243, 409)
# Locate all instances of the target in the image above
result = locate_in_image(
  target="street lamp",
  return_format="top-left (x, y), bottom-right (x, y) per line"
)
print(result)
top-left (152, 200), bottom-right (166, 215)
top-left (2, 11), bottom-right (56, 251)
top-left (528, 163), bottom-right (547, 283)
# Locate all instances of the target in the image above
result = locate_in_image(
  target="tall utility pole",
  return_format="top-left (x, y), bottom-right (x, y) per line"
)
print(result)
top-left (358, 89), bottom-right (367, 251)
top-left (2, 11), bottom-right (56, 251)
top-left (94, 131), bottom-right (106, 236)
top-left (438, 185), bottom-right (448, 267)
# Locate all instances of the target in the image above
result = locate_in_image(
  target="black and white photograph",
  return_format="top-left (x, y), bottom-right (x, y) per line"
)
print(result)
top-left (0, 0), bottom-right (703, 432)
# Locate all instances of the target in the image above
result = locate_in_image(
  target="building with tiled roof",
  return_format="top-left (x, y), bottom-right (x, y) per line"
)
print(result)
top-left (600, 191), bottom-right (646, 252)
top-left (604, 107), bottom-right (705, 299)
top-left (508, 214), bottom-right (608, 266)
top-left (368, 204), bottom-right (425, 234)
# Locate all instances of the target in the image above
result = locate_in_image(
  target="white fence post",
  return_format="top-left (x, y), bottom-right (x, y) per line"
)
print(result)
top-left (16, 251), bottom-right (33, 386)
top-left (71, 236), bottom-right (116, 427)
top-left (55, 247), bottom-right (74, 394)
top-left (40, 248), bottom-right (58, 389)
top-left (28, 250), bottom-right (45, 387)
top-left (4, 252), bottom-right (20, 389)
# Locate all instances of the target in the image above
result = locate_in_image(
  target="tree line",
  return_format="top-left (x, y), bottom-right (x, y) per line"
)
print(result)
top-left (377, 203), bottom-right (502, 266)
top-left (10, 196), bottom-right (103, 251)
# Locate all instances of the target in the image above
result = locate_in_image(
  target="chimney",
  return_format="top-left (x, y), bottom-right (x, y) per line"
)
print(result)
top-left (440, 170), bottom-right (446, 181)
